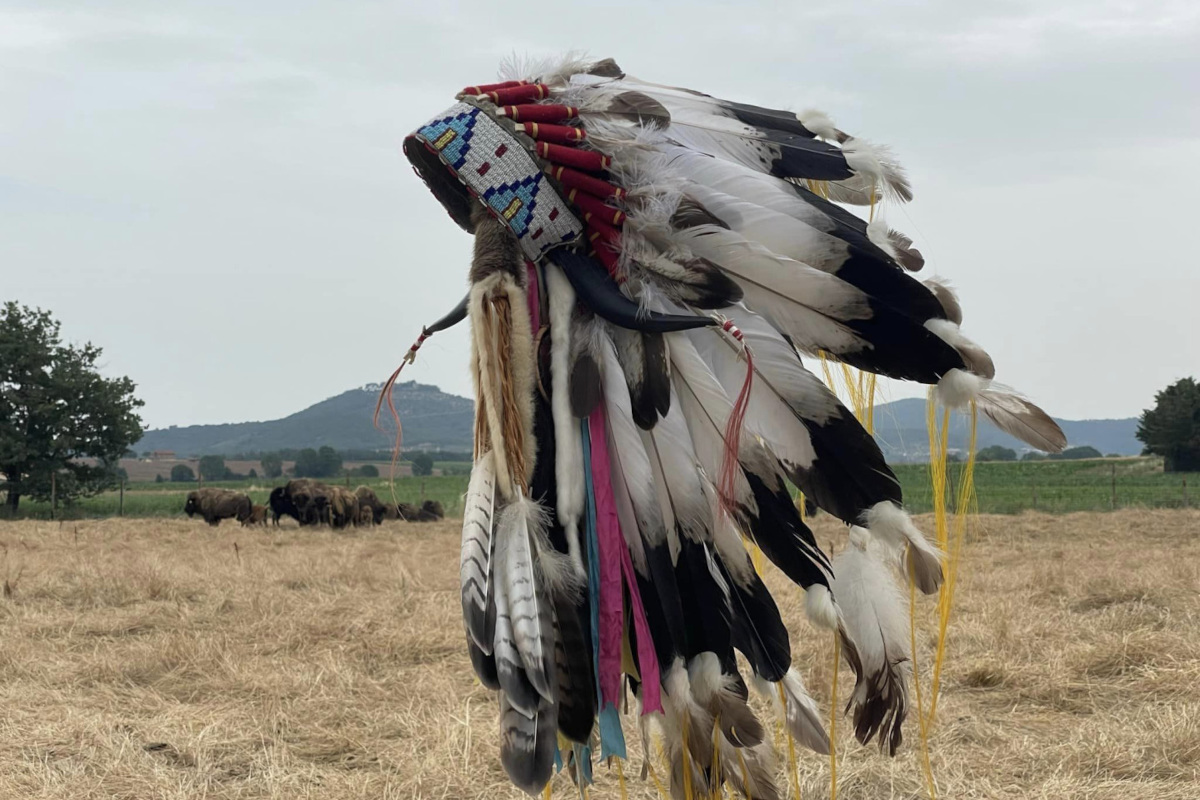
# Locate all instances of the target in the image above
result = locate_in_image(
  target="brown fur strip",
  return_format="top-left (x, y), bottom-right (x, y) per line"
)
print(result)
top-left (469, 203), bottom-right (525, 284)
top-left (490, 293), bottom-right (530, 487)
top-left (467, 200), bottom-right (537, 500)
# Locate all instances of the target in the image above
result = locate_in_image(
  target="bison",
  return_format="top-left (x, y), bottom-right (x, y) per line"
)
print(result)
top-left (268, 486), bottom-right (300, 526)
top-left (417, 499), bottom-right (445, 521)
top-left (354, 486), bottom-right (389, 524)
top-left (184, 489), bottom-right (252, 526)
top-left (327, 485), bottom-right (359, 529)
top-left (393, 499), bottom-right (445, 522)
top-left (241, 504), bottom-right (269, 527)
top-left (285, 479), bottom-right (331, 526)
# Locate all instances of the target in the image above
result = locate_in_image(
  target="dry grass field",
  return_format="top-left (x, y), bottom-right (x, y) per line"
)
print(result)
top-left (0, 511), bottom-right (1196, 799)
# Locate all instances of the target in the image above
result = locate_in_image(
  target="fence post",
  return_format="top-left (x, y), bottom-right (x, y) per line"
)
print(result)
top-left (1184, 477), bottom-right (1189, 509)
top-left (51, 472), bottom-right (56, 521)
top-left (1110, 463), bottom-right (1116, 511)
top-left (1032, 486), bottom-right (1038, 510)
top-left (421, 478), bottom-right (426, 503)
top-left (119, 477), bottom-right (125, 517)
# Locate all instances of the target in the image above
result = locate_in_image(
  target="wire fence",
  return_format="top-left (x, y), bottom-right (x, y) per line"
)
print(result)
top-left (5, 459), bottom-right (1196, 520)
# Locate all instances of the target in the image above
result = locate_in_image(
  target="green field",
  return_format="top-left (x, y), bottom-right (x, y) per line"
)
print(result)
top-left (895, 457), bottom-right (1196, 514)
top-left (6, 458), bottom-right (1196, 520)
top-left (8, 475), bottom-right (471, 521)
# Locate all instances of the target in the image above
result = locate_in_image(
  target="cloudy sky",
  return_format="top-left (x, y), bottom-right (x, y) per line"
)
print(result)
top-left (4, 1), bottom-right (1198, 430)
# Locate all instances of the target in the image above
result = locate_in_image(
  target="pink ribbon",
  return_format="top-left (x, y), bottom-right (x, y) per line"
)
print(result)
top-left (588, 405), bottom-right (662, 714)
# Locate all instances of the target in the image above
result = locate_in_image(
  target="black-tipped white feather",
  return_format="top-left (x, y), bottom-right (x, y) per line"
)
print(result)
top-left (688, 304), bottom-right (902, 526)
top-left (610, 326), bottom-right (672, 430)
top-left (711, 515), bottom-right (791, 682)
top-left (831, 531), bottom-right (911, 756)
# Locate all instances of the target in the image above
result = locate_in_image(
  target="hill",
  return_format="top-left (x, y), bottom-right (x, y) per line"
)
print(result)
top-left (135, 382), bottom-right (473, 456)
top-left (137, 384), bottom-right (1140, 461)
top-left (870, 398), bottom-right (1140, 461)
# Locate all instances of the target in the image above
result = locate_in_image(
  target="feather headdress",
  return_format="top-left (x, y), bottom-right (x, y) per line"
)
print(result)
top-left (396, 55), bottom-right (1066, 797)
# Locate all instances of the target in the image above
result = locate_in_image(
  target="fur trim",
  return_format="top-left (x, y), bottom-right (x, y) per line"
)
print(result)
top-left (805, 584), bottom-right (839, 631)
top-left (859, 503), bottom-right (943, 594)
top-left (935, 368), bottom-right (990, 410)
top-left (796, 109), bottom-right (840, 141)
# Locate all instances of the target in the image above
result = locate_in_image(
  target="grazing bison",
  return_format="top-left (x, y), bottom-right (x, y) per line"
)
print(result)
top-left (241, 504), bottom-right (269, 527)
top-left (328, 485), bottom-right (360, 529)
top-left (184, 489), bottom-right (252, 526)
top-left (268, 486), bottom-right (300, 526)
top-left (417, 499), bottom-right (445, 521)
top-left (358, 506), bottom-right (375, 527)
top-left (286, 479), bottom-right (331, 526)
top-left (354, 486), bottom-right (388, 524)
top-left (394, 499), bottom-right (445, 522)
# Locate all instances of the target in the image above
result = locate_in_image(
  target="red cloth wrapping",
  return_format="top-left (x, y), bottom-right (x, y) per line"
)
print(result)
top-left (519, 122), bottom-right (587, 144)
top-left (537, 142), bottom-right (611, 172)
top-left (572, 190), bottom-right (626, 226)
top-left (550, 166), bottom-right (625, 200)
top-left (497, 104), bottom-right (578, 123)
top-left (460, 80), bottom-right (526, 96)
top-left (486, 83), bottom-right (550, 104)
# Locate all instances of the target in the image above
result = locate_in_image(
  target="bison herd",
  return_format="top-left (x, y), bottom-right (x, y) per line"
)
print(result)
top-left (183, 480), bottom-right (445, 528)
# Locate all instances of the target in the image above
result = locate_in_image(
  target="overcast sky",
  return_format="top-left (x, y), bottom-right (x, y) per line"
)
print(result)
top-left (3, 1), bottom-right (1198, 430)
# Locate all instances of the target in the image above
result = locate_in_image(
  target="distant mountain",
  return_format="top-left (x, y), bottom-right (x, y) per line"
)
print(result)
top-left (135, 382), bottom-right (473, 456)
top-left (870, 398), bottom-right (1140, 461)
top-left (137, 384), bottom-right (1141, 462)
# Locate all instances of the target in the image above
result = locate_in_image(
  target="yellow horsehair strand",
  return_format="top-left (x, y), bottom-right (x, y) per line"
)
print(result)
top-left (929, 401), bottom-right (978, 722)
top-left (646, 742), bottom-right (672, 800)
top-left (681, 713), bottom-right (695, 800)
top-left (615, 757), bottom-right (630, 800)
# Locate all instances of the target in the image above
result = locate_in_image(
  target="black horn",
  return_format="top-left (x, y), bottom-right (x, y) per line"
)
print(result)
top-left (550, 249), bottom-right (714, 333)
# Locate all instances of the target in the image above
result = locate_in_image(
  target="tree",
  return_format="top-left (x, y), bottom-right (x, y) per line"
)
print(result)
top-left (294, 446), bottom-right (343, 478)
top-left (155, 473), bottom-right (164, 484)
top-left (410, 452), bottom-right (434, 476)
top-left (356, 464), bottom-right (379, 478)
top-left (1049, 445), bottom-right (1103, 461)
top-left (198, 455), bottom-right (226, 482)
top-left (260, 453), bottom-right (283, 479)
top-left (1137, 378), bottom-right (1200, 472)
top-left (317, 446), bottom-right (342, 478)
top-left (0, 303), bottom-right (144, 514)
top-left (977, 445), bottom-right (1017, 462)
top-left (171, 464), bottom-right (195, 482)
top-left (1022, 451), bottom-right (1047, 462)
top-left (248, 468), bottom-right (258, 479)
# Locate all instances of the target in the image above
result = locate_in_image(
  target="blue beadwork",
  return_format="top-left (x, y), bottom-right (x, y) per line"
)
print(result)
top-left (482, 176), bottom-right (541, 236)
top-left (418, 109), bottom-right (479, 169)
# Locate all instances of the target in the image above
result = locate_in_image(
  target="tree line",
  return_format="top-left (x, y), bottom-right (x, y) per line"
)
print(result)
top-left (5, 302), bottom-right (1198, 514)
top-left (160, 448), bottom-right (441, 484)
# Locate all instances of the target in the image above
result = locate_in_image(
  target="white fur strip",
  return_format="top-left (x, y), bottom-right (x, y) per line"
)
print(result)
top-left (544, 264), bottom-right (585, 574)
